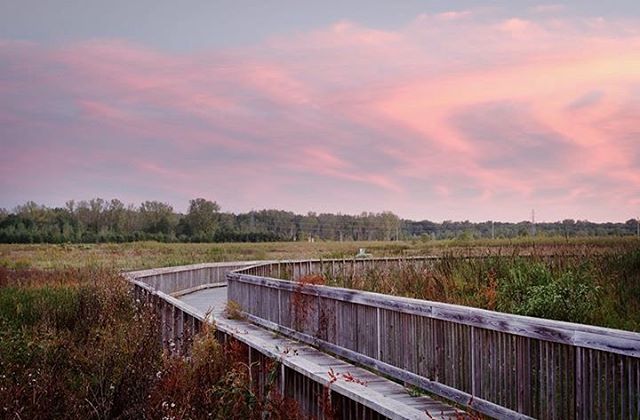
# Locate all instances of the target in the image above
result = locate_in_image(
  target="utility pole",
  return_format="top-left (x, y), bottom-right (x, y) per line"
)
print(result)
top-left (491, 220), bottom-right (495, 239)
top-left (637, 217), bottom-right (639, 238)
top-left (531, 209), bottom-right (536, 236)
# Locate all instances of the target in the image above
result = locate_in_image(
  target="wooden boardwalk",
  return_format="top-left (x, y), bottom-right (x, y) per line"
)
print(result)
top-left (128, 258), bottom-right (640, 419)
top-left (231, 258), bottom-right (640, 419)
top-left (178, 285), bottom-right (228, 316)
top-left (178, 286), bottom-right (463, 419)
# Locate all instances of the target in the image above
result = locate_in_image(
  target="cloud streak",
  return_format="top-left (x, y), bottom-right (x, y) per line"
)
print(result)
top-left (1, 11), bottom-right (639, 221)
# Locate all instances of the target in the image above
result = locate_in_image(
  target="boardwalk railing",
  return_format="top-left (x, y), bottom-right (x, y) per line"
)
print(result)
top-left (127, 273), bottom-right (334, 417)
top-left (127, 261), bottom-right (266, 295)
top-left (228, 258), bottom-right (640, 419)
top-left (237, 256), bottom-right (462, 283)
top-left (126, 264), bottom-right (438, 419)
top-left (126, 273), bottom-right (209, 352)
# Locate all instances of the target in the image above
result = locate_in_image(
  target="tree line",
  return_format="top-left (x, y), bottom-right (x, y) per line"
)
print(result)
top-left (0, 198), bottom-right (637, 244)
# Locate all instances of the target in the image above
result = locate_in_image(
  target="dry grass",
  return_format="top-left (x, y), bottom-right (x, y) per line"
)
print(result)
top-left (223, 299), bottom-right (245, 320)
top-left (0, 267), bottom-right (162, 418)
top-left (320, 244), bottom-right (640, 331)
top-left (0, 267), bottom-right (301, 419)
top-left (1, 236), bottom-right (637, 271)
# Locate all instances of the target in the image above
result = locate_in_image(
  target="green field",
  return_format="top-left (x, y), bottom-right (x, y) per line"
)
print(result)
top-left (1, 236), bottom-right (638, 271)
top-left (3, 237), bottom-right (639, 331)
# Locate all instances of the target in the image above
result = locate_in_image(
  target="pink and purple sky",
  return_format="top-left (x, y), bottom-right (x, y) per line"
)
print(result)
top-left (1, 1), bottom-right (639, 222)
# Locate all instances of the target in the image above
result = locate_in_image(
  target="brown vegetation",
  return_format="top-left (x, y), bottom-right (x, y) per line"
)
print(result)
top-left (318, 243), bottom-right (640, 330)
top-left (292, 274), bottom-right (325, 331)
top-left (0, 267), bottom-right (301, 419)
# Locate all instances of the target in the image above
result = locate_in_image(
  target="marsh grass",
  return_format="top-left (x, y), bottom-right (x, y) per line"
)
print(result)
top-left (0, 268), bottom-right (301, 419)
top-left (322, 244), bottom-right (640, 331)
top-left (1, 236), bottom-right (637, 271)
top-left (0, 267), bottom-right (162, 419)
top-left (148, 322), bottom-right (301, 420)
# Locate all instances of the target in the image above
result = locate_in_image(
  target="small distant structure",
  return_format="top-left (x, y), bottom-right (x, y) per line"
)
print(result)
top-left (355, 248), bottom-right (372, 259)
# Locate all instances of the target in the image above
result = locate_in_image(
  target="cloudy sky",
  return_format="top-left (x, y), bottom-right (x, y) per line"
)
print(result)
top-left (1, 1), bottom-right (639, 221)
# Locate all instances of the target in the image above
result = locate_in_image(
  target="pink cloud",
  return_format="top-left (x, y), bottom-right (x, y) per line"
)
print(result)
top-left (1, 13), bottom-right (639, 221)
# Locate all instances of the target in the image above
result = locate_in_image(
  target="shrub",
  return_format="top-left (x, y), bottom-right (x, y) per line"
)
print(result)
top-left (1, 267), bottom-right (302, 419)
top-left (224, 299), bottom-right (245, 320)
top-left (496, 262), bottom-right (600, 323)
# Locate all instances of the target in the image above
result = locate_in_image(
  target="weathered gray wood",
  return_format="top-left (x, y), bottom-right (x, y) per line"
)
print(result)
top-left (170, 282), bottom-right (227, 297)
top-left (227, 257), bottom-right (640, 419)
top-left (130, 266), bottom-right (463, 420)
top-left (241, 311), bottom-right (531, 419)
top-left (132, 257), bottom-right (640, 420)
top-left (125, 261), bottom-right (271, 294)
top-left (228, 272), bottom-right (640, 358)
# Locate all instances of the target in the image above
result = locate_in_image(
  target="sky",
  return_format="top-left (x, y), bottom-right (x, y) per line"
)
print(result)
top-left (1, 1), bottom-right (639, 222)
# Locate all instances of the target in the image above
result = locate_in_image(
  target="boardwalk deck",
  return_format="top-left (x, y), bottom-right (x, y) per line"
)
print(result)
top-left (130, 258), bottom-right (640, 419)
top-left (179, 285), bottom-right (228, 316)
top-left (178, 287), bottom-right (463, 419)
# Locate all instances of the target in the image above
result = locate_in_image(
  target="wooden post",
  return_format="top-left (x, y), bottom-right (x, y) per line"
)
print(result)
top-left (576, 347), bottom-right (583, 418)
top-left (471, 326), bottom-right (477, 397)
top-left (377, 307), bottom-right (381, 360)
top-left (280, 363), bottom-right (285, 396)
top-left (160, 299), bottom-right (167, 349)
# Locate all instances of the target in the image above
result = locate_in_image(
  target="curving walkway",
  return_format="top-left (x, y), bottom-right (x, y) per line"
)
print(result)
top-left (178, 285), bottom-right (228, 317)
top-left (177, 286), bottom-right (463, 419)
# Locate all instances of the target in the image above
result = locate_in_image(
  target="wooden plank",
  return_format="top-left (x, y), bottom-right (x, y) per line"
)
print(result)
top-left (356, 304), bottom-right (378, 358)
top-left (576, 347), bottom-right (583, 418)
top-left (516, 335), bottom-right (523, 412)
top-left (628, 357), bottom-right (633, 419)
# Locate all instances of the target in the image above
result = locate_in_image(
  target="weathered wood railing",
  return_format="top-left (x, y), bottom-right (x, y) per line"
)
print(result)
top-left (127, 261), bottom-right (265, 295)
top-left (129, 276), bottom-right (205, 352)
top-left (239, 257), bottom-right (440, 282)
top-left (126, 266), bottom-right (414, 419)
top-left (228, 258), bottom-right (640, 419)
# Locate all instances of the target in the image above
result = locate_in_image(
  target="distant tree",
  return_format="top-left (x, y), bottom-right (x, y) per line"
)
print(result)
top-left (122, 203), bottom-right (141, 234)
top-left (65, 200), bottom-right (76, 214)
top-left (139, 201), bottom-right (176, 235)
top-left (562, 219), bottom-right (576, 239)
top-left (75, 198), bottom-right (109, 234)
top-left (105, 199), bottom-right (124, 231)
top-left (182, 198), bottom-right (220, 239)
top-left (1, 197), bottom-right (640, 243)
top-left (14, 201), bottom-right (47, 224)
top-left (380, 211), bottom-right (401, 240)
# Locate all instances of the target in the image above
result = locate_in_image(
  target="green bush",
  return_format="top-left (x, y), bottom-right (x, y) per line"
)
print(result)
top-left (497, 262), bottom-right (600, 323)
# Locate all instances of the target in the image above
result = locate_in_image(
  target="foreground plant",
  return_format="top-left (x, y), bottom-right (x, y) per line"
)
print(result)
top-left (0, 268), bottom-right (301, 419)
top-left (0, 267), bottom-right (163, 419)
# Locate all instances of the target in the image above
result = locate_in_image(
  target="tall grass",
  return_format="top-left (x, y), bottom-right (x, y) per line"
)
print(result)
top-left (0, 268), bottom-right (162, 418)
top-left (1, 236), bottom-right (636, 270)
top-left (0, 268), bottom-right (300, 419)
top-left (322, 245), bottom-right (640, 331)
